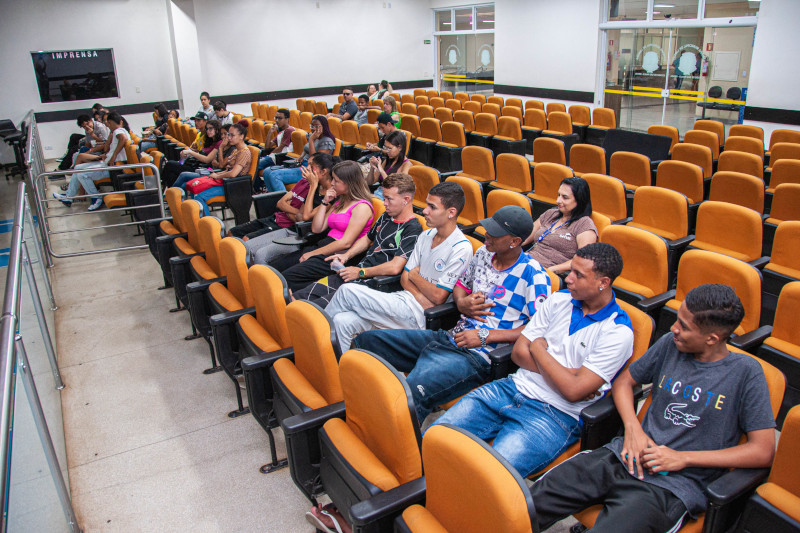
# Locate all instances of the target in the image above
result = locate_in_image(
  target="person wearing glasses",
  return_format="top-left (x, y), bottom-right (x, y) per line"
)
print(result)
top-left (328, 88), bottom-right (358, 121)
top-left (188, 120), bottom-right (253, 216)
top-left (262, 115), bottom-right (335, 192)
top-left (253, 108), bottom-right (295, 191)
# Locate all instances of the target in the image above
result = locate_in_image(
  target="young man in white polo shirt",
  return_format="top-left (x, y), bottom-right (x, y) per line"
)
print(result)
top-left (432, 242), bottom-right (634, 477)
top-left (325, 181), bottom-right (473, 354)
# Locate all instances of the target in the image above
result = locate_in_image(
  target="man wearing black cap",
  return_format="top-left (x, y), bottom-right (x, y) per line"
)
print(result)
top-left (364, 112), bottom-right (400, 153)
top-left (189, 112), bottom-right (208, 151)
top-left (354, 205), bottom-right (551, 423)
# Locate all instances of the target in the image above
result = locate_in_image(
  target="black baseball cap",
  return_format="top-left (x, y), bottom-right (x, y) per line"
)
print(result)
top-left (479, 205), bottom-right (533, 239)
top-left (193, 111), bottom-right (208, 120)
top-left (376, 112), bottom-right (397, 125)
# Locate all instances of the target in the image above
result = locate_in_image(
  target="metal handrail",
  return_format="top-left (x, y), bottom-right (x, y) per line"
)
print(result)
top-left (0, 184), bottom-right (79, 532)
top-left (34, 162), bottom-right (165, 259)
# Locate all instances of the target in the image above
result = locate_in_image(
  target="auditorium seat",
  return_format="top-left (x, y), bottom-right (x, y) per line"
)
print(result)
top-left (521, 108), bottom-right (547, 154)
top-left (392, 423), bottom-right (537, 533)
top-left (487, 153), bottom-right (532, 194)
top-left (455, 92), bottom-right (469, 104)
top-left (586, 107), bottom-right (616, 146)
top-left (601, 225), bottom-right (669, 306)
top-left (463, 100), bottom-right (482, 114)
top-left (688, 201), bottom-right (767, 268)
top-left (569, 144), bottom-right (606, 177)
top-left (411, 118), bottom-right (442, 166)
top-left (655, 160), bottom-right (704, 230)
top-left (445, 99), bottom-right (462, 113)
top-left (434, 107), bottom-right (453, 124)
top-left (530, 137), bottom-right (566, 169)
top-left (467, 113), bottom-right (498, 148)
top-left (401, 114), bottom-right (422, 139)
top-left (417, 105), bottom-right (435, 120)
top-left (409, 165), bottom-right (440, 212)
top-left (724, 135), bottom-right (765, 160)
top-left (440, 91), bottom-right (453, 101)
top-left (765, 142), bottom-right (800, 173)
top-left (481, 103), bottom-right (502, 118)
top-left (524, 99), bottom-right (544, 111)
top-left (471, 94), bottom-right (486, 105)
top-left (609, 151), bottom-right (651, 197)
top-left (671, 143), bottom-right (713, 192)
top-left (474, 189), bottom-right (532, 239)
top-left (647, 125), bottom-right (679, 153)
top-left (728, 124), bottom-right (764, 143)
top-left (767, 129), bottom-right (800, 160)
top-left (429, 97), bottom-right (445, 110)
top-left (693, 119), bottom-right (725, 148)
top-left (206, 145), bottom-right (259, 226)
top-left (765, 159), bottom-right (800, 210)
top-left (709, 171), bottom-right (765, 215)
top-left (582, 173), bottom-right (629, 224)
top-left (684, 129), bottom-right (720, 161)
top-left (453, 110), bottom-right (475, 133)
top-left (490, 116), bottom-right (526, 157)
top-left (446, 175), bottom-right (485, 229)
top-left (402, 103), bottom-right (417, 116)
top-left (527, 163), bottom-right (573, 220)
top-left (453, 145), bottom-right (495, 184)
top-left (545, 102), bottom-right (566, 115)
top-left (501, 105), bottom-right (523, 121)
top-left (433, 121), bottom-right (466, 173)
top-left (764, 183), bottom-right (800, 257)
top-left (415, 95), bottom-right (429, 107)
top-left (717, 151), bottom-right (764, 180)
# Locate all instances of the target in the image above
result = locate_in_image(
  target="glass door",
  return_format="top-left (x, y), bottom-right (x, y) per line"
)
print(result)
top-left (434, 5), bottom-right (495, 95)
top-left (604, 25), bottom-right (752, 135)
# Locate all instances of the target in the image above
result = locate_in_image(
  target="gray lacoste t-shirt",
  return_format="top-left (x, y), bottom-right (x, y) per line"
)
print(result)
top-left (605, 333), bottom-right (775, 517)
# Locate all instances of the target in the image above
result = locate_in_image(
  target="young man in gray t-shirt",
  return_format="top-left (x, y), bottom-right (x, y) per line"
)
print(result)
top-left (531, 284), bottom-right (776, 532)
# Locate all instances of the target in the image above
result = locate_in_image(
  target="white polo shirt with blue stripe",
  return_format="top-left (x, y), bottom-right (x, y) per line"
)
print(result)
top-left (513, 290), bottom-right (634, 420)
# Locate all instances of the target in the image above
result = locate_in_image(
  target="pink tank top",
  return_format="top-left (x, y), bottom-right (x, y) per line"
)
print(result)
top-left (327, 199), bottom-right (374, 240)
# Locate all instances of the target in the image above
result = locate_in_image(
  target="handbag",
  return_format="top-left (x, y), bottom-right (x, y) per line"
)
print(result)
top-left (186, 175), bottom-right (222, 194)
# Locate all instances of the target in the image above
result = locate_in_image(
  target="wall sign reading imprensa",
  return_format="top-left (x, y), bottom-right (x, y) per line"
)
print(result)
top-left (31, 48), bottom-right (119, 104)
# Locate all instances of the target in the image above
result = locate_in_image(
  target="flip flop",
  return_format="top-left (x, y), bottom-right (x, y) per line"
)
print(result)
top-left (305, 511), bottom-right (335, 533)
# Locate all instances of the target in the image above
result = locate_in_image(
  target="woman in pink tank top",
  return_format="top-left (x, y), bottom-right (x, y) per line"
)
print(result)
top-left (299, 160), bottom-right (374, 263)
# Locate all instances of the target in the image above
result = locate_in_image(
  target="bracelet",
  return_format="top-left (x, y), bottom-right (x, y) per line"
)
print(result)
top-left (321, 200), bottom-right (330, 206)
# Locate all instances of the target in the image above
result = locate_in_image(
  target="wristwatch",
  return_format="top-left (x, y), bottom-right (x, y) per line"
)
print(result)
top-left (477, 328), bottom-right (489, 348)
top-left (358, 268), bottom-right (367, 279)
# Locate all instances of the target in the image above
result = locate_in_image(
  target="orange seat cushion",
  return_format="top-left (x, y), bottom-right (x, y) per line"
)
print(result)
top-left (272, 358), bottom-right (328, 410)
top-left (159, 220), bottom-right (179, 235)
top-left (764, 263), bottom-right (800, 280)
top-left (238, 314), bottom-right (282, 354)
top-left (321, 417), bottom-right (402, 492)
top-left (189, 256), bottom-right (220, 281)
top-left (756, 483), bottom-right (800, 523)
top-left (400, 505), bottom-right (448, 532)
top-left (613, 277), bottom-right (656, 299)
top-left (208, 282), bottom-right (243, 312)
top-left (103, 193), bottom-right (127, 208)
top-left (763, 337), bottom-right (800, 360)
top-left (174, 238), bottom-right (196, 255)
top-left (689, 241), bottom-right (751, 262)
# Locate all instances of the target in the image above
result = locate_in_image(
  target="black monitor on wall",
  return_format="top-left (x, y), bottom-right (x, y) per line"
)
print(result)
top-left (31, 48), bottom-right (119, 104)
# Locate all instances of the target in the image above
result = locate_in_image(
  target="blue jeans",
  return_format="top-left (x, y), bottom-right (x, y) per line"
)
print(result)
top-left (140, 140), bottom-right (156, 152)
top-left (263, 162), bottom-right (307, 192)
top-left (193, 185), bottom-right (224, 216)
top-left (174, 171), bottom-right (201, 190)
top-left (353, 329), bottom-right (491, 423)
top-left (432, 377), bottom-right (582, 477)
top-left (66, 161), bottom-right (107, 200)
top-left (254, 156), bottom-right (277, 191)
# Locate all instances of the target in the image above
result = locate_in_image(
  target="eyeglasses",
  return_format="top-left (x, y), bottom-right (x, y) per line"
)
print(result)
top-left (226, 132), bottom-right (237, 137)
top-left (343, 92), bottom-right (352, 96)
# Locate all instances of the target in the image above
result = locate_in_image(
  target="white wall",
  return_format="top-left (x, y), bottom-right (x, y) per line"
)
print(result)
top-left (168, 0), bottom-right (205, 116)
top-left (494, 0), bottom-right (602, 96)
top-left (191, 0), bottom-right (434, 97)
top-left (0, 0), bottom-right (178, 159)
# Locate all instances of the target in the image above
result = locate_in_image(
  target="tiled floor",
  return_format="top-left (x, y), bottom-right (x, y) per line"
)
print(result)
top-left (1, 164), bottom-right (579, 532)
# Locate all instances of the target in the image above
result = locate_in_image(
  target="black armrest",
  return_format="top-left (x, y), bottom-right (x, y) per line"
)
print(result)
top-left (209, 306), bottom-right (256, 327)
top-left (187, 276), bottom-right (225, 293)
top-left (424, 302), bottom-right (459, 331)
top-left (366, 275), bottom-right (403, 293)
top-left (610, 217), bottom-right (633, 226)
top-left (439, 170), bottom-right (461, 180)
top-left (253, 191), bottom-right (285, 219)
top-left (145, 216), bottom-right (173, 227)
top-left (349, 477), bottom-right (427, 528)
top-left (280, 401), bottom-right (346, 435)
top-left (488, 344), bottom-right (516, 380)
top-left (241, 347), bottom-right (295, 371)
top-left (579, 386), bottom-right (647, 451)
top-left (169, 251), bottom-right (204, 266)
top-left (637, 289), bottom-right (676, 314)
top-left (295, 221), bottom-right (313, 239)
top-left (705, 467), bottom-right (770, 506)
top-left (668, 235), bottom-right (695, 248)
top-left (459, 223), bottom-right (480, 234)
top-left (729, 326), bottom-right (772, 352)
top-left (748, 256), bottom-right (770, 270)
top-left (155, 232), bottom-right (187, 245)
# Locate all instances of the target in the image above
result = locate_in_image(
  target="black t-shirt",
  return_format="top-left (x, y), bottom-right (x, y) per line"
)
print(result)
top-left (360, 213), bottom-right (423, 268)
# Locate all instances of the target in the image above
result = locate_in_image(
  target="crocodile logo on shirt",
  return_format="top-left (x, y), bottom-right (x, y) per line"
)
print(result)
top-left (664, 403), bottom-right (700, 428)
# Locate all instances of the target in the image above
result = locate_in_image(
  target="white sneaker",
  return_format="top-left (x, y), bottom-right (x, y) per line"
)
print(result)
top-left (88, 198), bottom-right (104, 211)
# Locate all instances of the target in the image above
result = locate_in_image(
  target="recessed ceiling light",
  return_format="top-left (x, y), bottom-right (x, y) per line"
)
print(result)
top-left (654, 3), bottom-right (675, 7)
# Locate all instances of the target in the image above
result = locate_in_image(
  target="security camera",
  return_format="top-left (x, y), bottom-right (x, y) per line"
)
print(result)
top-left (665, 13), bottom-right (672, 19)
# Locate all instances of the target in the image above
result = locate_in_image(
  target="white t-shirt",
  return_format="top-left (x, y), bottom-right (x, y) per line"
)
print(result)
top-left (105, 127), bottom-right (130, 165)
top-left (218, 112), bottom-right (234, 126)
top-left (91, 120), bottom-right (109, 146)
top-left (396, 227), bottom-right (473, 327)
top-left (276, 129), bottom-right (291, 154)
top-left (512, 290), bottom-right (634, 420)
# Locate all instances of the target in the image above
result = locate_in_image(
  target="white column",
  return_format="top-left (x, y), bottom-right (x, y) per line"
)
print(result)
top-left (166, 0), bottom-right (204, 118)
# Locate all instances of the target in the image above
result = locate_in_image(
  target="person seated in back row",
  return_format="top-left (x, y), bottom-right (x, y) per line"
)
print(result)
top-left (262, 115), bottom-right (335, 192)
top-left (432, 243), bottom-right (634, 478)
top-left (522, 176), bottom-right (598, 274)
top-left (293, 172), bottom-right (422, 306)
top-left (325, 181), bottom-right (473, 354)
top-left (354, 205), bottom-right (551, 424)
top-left (327, 87), bottom-right (357, 121)
top-left (531, 284), bottom-right (776, 533)
top-left (213, 100), bottom-right (234, 126)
